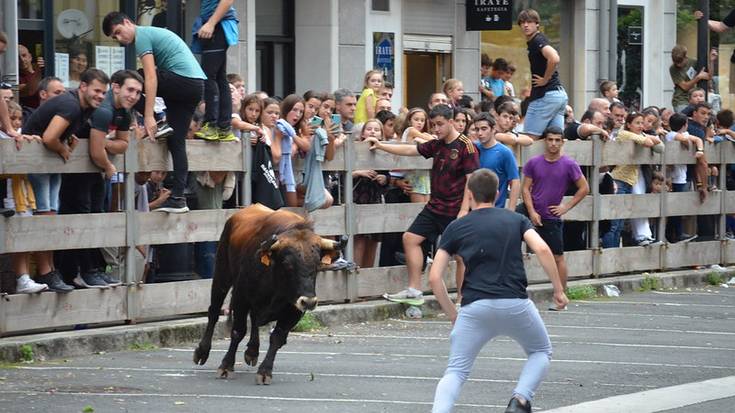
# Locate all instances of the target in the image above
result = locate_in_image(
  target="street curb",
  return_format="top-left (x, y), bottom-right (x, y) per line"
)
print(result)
top-left (0, 266), bottom-right (732, 363)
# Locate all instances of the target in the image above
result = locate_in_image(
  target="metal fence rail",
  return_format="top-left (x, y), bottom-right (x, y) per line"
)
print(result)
top-left (0, 137), bottom-right (732, 335)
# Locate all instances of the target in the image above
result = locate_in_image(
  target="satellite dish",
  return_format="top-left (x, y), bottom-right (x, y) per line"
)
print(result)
top-left (57, 9), bottom-right (91, 39)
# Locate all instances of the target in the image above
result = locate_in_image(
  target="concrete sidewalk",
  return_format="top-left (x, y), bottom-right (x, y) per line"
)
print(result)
top-left (0, 266), bottom-right (731, 363)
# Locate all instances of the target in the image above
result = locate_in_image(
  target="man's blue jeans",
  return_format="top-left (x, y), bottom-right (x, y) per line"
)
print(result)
top-left (601, 180), bottom-right (632, 248)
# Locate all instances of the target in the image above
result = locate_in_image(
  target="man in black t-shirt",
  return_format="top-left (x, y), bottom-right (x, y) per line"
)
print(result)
top-left (518, 8), bottom-right (568, 140)
top-left (56, 70), bottom-right (143, 290)
top-left (429, 169), bottom-right (568, 413)
top-left (23, 68), bottom-right (109, 292)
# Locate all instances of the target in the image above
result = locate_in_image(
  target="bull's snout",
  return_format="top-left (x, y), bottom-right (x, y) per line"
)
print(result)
top-left (295, 296), bottom-right (319, 311)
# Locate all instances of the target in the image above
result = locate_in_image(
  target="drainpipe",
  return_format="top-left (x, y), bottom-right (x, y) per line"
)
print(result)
top-left (696, 0), bottom-right (709, 96)
top-left (2, 1), bottom-right (19, 86)
top-left (599, 0), bottom-right (610, 82)
top-left (609, 0), bottom-right (618, 81)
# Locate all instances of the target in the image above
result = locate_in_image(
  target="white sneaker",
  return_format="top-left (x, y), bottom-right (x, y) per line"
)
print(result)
top-left (383, 287), bottom-right (423, 301)
top-left (16, 274), bottom-right (48, 294)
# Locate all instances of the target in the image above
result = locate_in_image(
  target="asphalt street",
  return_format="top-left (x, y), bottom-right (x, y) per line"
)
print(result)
top-left (1, 285), bottom-right (735, 412)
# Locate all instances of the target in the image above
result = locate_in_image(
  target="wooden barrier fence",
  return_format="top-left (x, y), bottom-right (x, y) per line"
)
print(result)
top-left (0, 135), bottom-right (733, 335)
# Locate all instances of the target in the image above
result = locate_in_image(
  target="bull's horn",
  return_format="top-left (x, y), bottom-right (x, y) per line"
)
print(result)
top-left (270, 239), bottom-right (282, 251)
top-left (319, 238), bottom-right (338, 250)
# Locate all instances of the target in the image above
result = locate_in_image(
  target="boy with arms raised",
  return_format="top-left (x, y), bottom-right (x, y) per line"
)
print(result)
top-left (365, 105), bottom-right (479, 312)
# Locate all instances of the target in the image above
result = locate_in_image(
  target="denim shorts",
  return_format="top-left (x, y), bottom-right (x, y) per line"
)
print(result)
top-left (524, 89), bottom-right (568, 136)
top-left (27, 173), bottom-right (61, 212)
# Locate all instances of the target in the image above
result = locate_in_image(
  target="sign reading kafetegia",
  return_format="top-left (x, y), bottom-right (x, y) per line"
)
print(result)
top-left (466, 0), bottom-right (514, 31)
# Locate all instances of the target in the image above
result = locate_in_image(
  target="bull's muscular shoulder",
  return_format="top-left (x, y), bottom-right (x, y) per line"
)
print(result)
top-left (228, 204), bottom-right (312, 249)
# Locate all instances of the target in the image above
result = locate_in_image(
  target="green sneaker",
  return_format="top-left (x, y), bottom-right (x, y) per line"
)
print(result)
top-left (218, 127), bottom-right (238, 141)
top-left (382, 288), bottom-right (425, 306)
top-left (195, 123), bottom-right (219, 141)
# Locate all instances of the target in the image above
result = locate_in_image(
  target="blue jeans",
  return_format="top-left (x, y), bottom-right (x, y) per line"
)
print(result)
top-left (432, 299), bottom-right (553, 412)
top-left (194, 241), bottom-right (217, 279)
top-left (524, 89), bottom-right (568, 136)
top-left (601, 180), bottom-right (632, 248)
top-left (27, 173), bottom-right (61, 212)
top-left (667, 183), bottom-right (687, 241)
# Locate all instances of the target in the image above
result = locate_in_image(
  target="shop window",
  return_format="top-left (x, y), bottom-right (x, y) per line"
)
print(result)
top-left (480, 1), bottom-right (563, 101)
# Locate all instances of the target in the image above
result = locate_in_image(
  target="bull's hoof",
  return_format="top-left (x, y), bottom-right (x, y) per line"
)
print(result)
top-left (255, 372), bottom-right (272, 385)
top-left (217, 367), bottom-right (234, 379)
top-left (193, 346), bottom-right (210, 365)
top-left (244, 350), bottom-right (259, 367)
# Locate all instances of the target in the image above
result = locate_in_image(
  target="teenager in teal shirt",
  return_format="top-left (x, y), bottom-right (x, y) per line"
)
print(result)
top-left (103, 11), bottom-right (206, 213)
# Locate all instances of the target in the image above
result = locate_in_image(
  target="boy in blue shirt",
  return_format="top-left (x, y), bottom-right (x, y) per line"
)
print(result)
top-left (473, 112), bottom-right (520, 209)
top-left (103, 12), bottom-right (206, 213)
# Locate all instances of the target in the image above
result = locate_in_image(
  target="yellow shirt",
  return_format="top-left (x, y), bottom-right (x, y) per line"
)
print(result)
top-left (610, 129), bottom-right (648, 186)
top-left (354, 88), bottom-right (375, 124)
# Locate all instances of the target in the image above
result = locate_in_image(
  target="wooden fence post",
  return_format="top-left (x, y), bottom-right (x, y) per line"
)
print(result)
top-left (344, 136), bottom-right (358, 302)
top-left (659, 141), bottom-right (668, 270)
top-left (591, 135), bottom-right (602, 277)
top-left (124, 136), bottom-right (140, 323)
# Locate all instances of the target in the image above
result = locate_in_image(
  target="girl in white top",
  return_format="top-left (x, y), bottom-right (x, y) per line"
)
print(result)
top-left (399, 108), bottom-right (434, 203)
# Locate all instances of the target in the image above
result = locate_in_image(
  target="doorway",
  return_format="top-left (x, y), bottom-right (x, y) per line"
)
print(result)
top-left (403, 52), bottom-right (452, 110)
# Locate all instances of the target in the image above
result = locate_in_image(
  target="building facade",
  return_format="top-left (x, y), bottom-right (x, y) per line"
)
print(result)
top-left (3, 1), bottom-right (724, 113)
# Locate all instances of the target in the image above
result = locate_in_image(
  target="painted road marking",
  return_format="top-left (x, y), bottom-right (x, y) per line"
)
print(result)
top-left (161, 348), bottom-right (735, 370)
top-left (539, 375), bottom-right (735, 413)
top-left (15, 366), bottom-right (656, 389)
top-left (0, 390), bottom-right (503, 409)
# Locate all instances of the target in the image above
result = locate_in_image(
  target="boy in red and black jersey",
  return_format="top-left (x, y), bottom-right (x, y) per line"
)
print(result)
top-left (365, 104), bottom-right (479, 310)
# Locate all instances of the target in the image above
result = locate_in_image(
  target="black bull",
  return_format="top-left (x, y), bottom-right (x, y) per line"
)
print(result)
top-left (193, 204), bottom-right (346, 384)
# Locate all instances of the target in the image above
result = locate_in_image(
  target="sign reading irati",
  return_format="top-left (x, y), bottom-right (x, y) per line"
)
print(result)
top-left (466, 0), bottom-right (514, 31)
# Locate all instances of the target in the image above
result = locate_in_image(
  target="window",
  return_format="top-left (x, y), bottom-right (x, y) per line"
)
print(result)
top-left (372, 0), bottom-right (390, 12)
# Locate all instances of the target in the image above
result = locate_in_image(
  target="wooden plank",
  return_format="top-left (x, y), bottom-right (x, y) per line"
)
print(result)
top-left (562, 196), bottom-right (593, 221)
top-left (599, 194), bottom-right (663, 219)
top-left (726, 241), bottom-right (735, 265)
top-left (0, 139), bottom-right (123, 174)
top-left (356, 262), bottom-right (457, 298)
top-left (525, 250), bottom-right (594, 284)
top-left (601, 140), bottom-right (661, 165)
top-left (520, 140), bottom-right (593, 166)
top-left (133, 279), bottom-right (211, 319)
top-left (0, 288), bottom-right (127, 334)
top-left (722, 142), bottom-right (735, 163)
top-left (353, 141), bottom-right (432, 170)
top-left (137, 209), bottom-right (236, 245)
top-left (2, 213), bottom-right (126, 253)
top-left (316, 270), bottom-right (348, 303)
top-left (598, 245), bottom-right (661, 275)
top-left (664, 143), bottom-right (718, 165)
top-left (292, 148), bottom-right (346, 172)
top-left (666, 241), bottom-right (721, 269)
top-left (137, 140), bottom-right (243, 172)
top-left (727, 192), bottom-right (735, 214)
top-left (354, 203), bottom-right (425, 234)
top-left (306, 205), bottom-right (346, 236)
top-left (667, 191), bottom-right (722, 217)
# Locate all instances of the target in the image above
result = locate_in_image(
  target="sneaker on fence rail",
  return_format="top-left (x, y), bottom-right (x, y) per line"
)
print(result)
top-left (36, 270), bottom-right (74, 292)
top-left (635, 237), bottom-right (653, 247)
top-left (99, 270), bottom-right (122, 287)
top-left (73, 271), bottom-right (110, 289)
top-left (676, 234), bottom-right (697, 243)
top-left (153, 196), bottom-right (189, 213)
top-left (0, 207), bottom-right (15, 218)
top-left (15, 274), bottom-right (48, 294)
top-left (383, 287), bottom-right (424, 305)
top-left (154, 121), bottom-right (174, 139)
top-left (194, 122), bottom-right (219, 141)
top-left (217, 127), bottom-right (238, 142)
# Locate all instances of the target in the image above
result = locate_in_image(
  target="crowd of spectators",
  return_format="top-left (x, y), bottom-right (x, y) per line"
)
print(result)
top-left (0, 5), bottom-right (734, 298)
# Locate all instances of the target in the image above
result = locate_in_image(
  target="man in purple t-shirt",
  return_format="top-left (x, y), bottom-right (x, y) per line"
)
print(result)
top-left (520, 126), bottom-right (588, 303)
